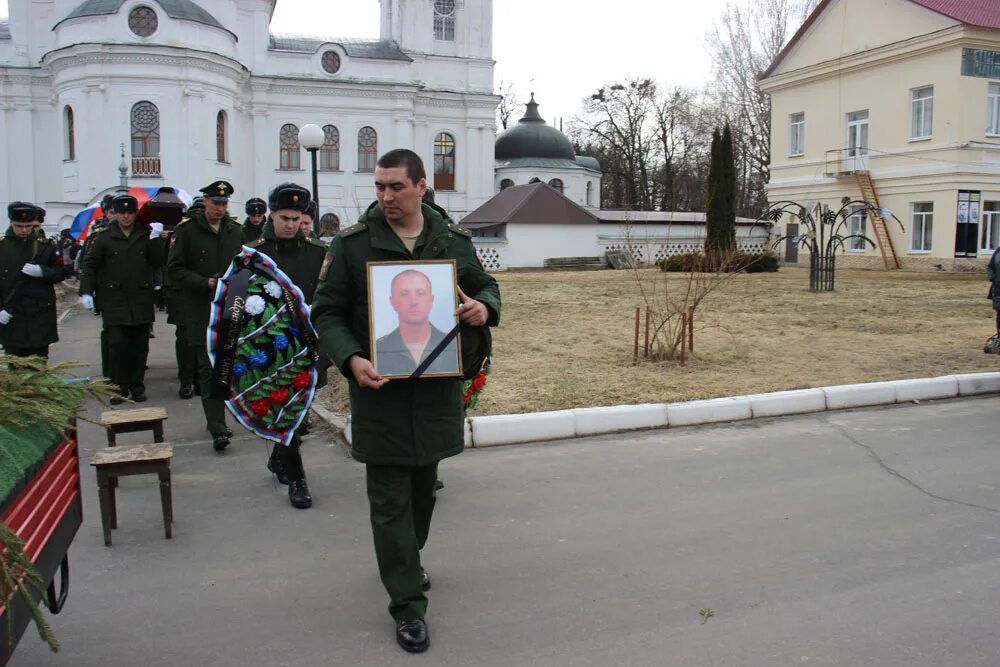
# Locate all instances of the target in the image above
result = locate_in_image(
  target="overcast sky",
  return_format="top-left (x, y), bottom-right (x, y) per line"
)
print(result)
top-left (1, 0), bottom-right (730, 124)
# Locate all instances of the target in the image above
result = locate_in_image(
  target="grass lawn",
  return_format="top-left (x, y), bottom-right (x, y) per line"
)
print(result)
top-left (315, 266), bottom-right (1000, 416)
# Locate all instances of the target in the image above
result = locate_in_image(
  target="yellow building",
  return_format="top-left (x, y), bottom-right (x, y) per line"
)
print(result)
top-left (759, 0), bottom-right (1000, 271)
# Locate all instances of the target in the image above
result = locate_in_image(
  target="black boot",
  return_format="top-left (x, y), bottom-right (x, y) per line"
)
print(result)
top-left (288, 478), bottom-right (312, 509)
top-left (212, 433), bottom-right (230, 452)
top-left (178, 383), bottom-right (194, 399)
top-left (109, 387), bottom-right (129, 405)
top-left (396, 619), bottom-right (429, 653)
top-left (267, 447), bottom-right (289, 485)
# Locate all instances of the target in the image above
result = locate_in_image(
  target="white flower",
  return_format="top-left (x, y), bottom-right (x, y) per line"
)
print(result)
top-left (245, 295), bottom-right (266, 316)
top-left (264, 281), bottom-right (282, 299)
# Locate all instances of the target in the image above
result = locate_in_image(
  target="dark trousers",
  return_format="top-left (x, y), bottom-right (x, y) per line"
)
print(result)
top-left (4, 346), bottom-right (49, 359)
top-left (195, 346), bottom-right (228, 436)
top-left (100, 328), bottom-right (109, 378)
top-left (366, 462), bottom-right (439, 623)
top-left (174, 323), bottom-right (197, 385)
top-left (106, 324), bottom-right (149, 393)
top-left (273, 436), bottom-right (305, 480)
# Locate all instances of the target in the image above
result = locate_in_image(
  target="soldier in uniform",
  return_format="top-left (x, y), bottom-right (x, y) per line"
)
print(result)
top-left (33, 206), bottom-right (46, 237)
top-left (79, 195), bottom-right (168, 403)
top-left (311, 149), bottom-right (500, 653)
top-left (242, 197), bottom-right (267, 243)
top-left (0, 202), bottom-right (69, 358)
top-left (246, 183), bottom-right (327, 509)
top-left (167, 181), bottom-right (243, 450)
top-left (299, 200), bottom-right (319, 240)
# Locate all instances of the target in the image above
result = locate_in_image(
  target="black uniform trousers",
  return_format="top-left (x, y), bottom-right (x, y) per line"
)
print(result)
top-left (174, 323), bottom-right (197, 386)
top-left (106, 324), bottom-right (149, 393)
top-left (195, 346), bottom-right (228, 436)
top-left (4, 346), bottom-right (49, 358)
top-left (366, 462), bottom-right (439, 623)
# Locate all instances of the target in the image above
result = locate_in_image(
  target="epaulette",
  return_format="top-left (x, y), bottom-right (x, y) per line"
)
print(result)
top-left (306, 237), bottom-right (328, 248)
top-left (448, 223), bottom-right (472, 238)
top-left (177, 217), bottom-right (190, 226)
top-left (338, 223), bottom-right (367, 238)
top-left (248, 238), bottom-right (266, 248)
top-left (91, 225), bottom-right (109, 235)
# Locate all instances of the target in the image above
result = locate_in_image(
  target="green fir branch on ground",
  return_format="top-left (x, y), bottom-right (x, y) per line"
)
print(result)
top-left (0, 522), bottom-right (59, 653)
top-left (0, 356), bottom-right (117, 434)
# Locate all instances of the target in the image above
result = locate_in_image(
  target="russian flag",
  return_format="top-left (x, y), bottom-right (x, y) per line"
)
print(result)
top-left (70, 186), bottom-right (193, 240)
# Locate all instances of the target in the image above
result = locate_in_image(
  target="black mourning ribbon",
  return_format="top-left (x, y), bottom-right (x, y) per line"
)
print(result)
top-left (209, 251), bottom-right (322, 400)
top-left (409, 323), bottom-right (461, 380)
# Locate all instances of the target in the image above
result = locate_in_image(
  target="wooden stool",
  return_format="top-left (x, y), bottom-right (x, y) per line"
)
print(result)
top-left (99, 407), bottom-right (168, 446)
top-left (90, 443), bottom-right (173, 547)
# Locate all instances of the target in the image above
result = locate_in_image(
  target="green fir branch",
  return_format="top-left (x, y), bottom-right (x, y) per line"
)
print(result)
top-left (0, 522), bottom-right (59, 653)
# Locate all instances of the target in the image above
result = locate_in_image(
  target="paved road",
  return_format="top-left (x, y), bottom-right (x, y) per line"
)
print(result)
top-left (12, 307), bottom-right (1000, 666)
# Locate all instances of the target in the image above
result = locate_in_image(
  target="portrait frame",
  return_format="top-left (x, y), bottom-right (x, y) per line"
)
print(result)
top-left (367, 259), bottom-right (463, 379)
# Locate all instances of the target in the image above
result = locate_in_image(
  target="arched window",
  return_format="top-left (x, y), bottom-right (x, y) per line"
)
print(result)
top-left (320, 125), bottom-right (339, 171)
top-left (500, 178), bottom-right (514, 191)
top-left (64, 106), bottom-right (75, 161)
top-left (216, 111), bottom-right (227, 163)
top-left (279, 123), bottom-right (300, 170)
top-left (548, 178), bottom-right (564, 194)
top-left (586, 181), bottom-right (593, 206)
top-left (130, 101), bottom-right (160, 175)
top-left (358, 126), bottom-right (378, 172)
top-left (320, 213), bottom-right (340, 237)
top-left (433, 0), bottom-right (456, 41)
top-left (433, 132), bottom-right (456, 191)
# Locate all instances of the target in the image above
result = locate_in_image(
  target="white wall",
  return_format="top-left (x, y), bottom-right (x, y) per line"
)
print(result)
top-left (504, 224), bottom-right (602, 267)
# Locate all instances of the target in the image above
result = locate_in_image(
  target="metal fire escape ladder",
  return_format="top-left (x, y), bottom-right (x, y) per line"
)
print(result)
top-left (854, 171), bottom-right (900, 270)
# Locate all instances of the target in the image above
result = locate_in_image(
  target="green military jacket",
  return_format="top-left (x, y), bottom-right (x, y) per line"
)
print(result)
top-left (242, 219), bottom-right (265, 244)
top-left (0, 228), bottom-right (67, 348)
top-left (79, 222), bottom-right (167, 327)
top-left (311, 201), bottom-right (501, 467)
top-left (166, 209), bottom-right (243, 346)
top-left (247, 222), bottom-right (327, 304)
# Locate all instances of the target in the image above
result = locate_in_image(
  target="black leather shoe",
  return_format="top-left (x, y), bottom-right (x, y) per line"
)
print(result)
top-left (288, 478), bottom-right (312, 509)
top-left (267, 451), bottom-right (289, 485)
top-left (178, 384), bottom-right (194, 400)
top-left (212, 433), bottom-right (230, 452)
top-left (434, 479), bottom-right (444, 491)
top-left (420, 568), bottom-right (431, 592)
top-left (131, 391), bottom-right (147, 403)
top-left (396, 619), bottom-right (429, 654)
top-left (298, 416), bottom-right (312, 436)
top-left (109, 388), bottom-right (129, 405)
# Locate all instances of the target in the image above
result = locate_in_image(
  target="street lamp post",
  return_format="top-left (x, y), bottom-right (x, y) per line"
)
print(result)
top-left (298, 124), bottom-right (325, 237)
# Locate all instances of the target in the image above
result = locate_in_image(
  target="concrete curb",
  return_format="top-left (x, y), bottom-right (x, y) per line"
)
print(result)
top-left (312, 372), bottom-right (1000, 449)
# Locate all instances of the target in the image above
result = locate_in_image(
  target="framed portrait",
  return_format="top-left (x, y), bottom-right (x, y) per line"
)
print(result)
top-left (367, 260), bottom-right (463, 379)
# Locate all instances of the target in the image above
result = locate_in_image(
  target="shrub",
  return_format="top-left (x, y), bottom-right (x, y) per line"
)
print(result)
top-left (658, 251), bottom-right (779, 273)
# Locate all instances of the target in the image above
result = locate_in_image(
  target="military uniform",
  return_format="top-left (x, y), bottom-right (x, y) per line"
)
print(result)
top-left (79, 195), bottom-right (167, 400)
top-left (311, 199), bottom-right (501, 625)
top-left (0, 203), bottom-right (68, 357)
top-left (374, 325), bottom-right (458, 377)
top-left (242, 197), bottom-right (267, 243)
top-left (166, 181), bottom-right (242, 446)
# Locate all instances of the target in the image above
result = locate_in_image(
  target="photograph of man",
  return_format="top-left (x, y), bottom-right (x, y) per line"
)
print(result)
top-left (374, 266), bottom-right (460, 377)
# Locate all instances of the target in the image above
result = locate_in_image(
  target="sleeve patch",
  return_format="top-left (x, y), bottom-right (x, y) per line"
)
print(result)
top-left (318, 253), bottom-right (334, 281)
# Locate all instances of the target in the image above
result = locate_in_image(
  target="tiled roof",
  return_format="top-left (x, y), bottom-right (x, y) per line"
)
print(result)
top-left (0, 19), bottom-right (10, 40)
top-left (268, 34), bottom-right (411, 61)
top-left (463, 182), bottom-right (600, 226)
top-left (61, 0), bottom-right (225, 31)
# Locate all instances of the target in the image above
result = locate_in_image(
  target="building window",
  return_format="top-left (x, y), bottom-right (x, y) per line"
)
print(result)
top-left (910, 86), bottom-right (933, 140)
top-left (131, 101), bottom-right (160, 175)
top-left (847, 208), bottom-right (866, 251)
top-left (320, 213), bottom-right (340, 237)
top-left (319, 125), bottom-right (340, 171)
top-left (358, 126), bottom-right (377, 172)
top-left (321, 51), bottom-right (341, 75)
top-left (216, 111), bottom-right (227, 163)
top-left (789, 112), bottom-right (805, 156)
top-left (128, 6), bottom-right (158, 37)
top-left (548, 178), bottom-right (564, 194)
top-left (279, 124), bottom-right (300, 170)
top-left (433, 132), bottom-right (456, 190)
top-left (911, 202), bottom-right (933, 252)
top-left (500, 178), bottom-right (514, 191)
top-left (988, 83), bottom-right (1000, 135)
top-left (982, 201), bottom-right (1000, 251)
top-left (433, 0), bottom-right (456, 41)
top-left (586, 181), bottom-right (593, 205)
top-left (64, 106), bottom-right (75, 161)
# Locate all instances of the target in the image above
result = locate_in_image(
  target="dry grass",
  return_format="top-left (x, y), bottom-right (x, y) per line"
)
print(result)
top-left (315, 266), bottom-right (1000, 416)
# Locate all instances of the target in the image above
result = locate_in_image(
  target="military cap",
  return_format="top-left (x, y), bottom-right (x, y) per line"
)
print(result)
top-left (8, 201), bottom-right (37, 223)
top-left (245, 197), bottom-right (267, 215)
top-left (35, 206), bottom-right (46, 223)
top-left (304, 200), bottom-right (318, 220)
top-left (200, 180), bottom-right (234, 202)
top-left (268, 183), bottom-right (311, 213)
top-left (101, 194), bottom-right (115, 212)
top-left (111, 194), bottom-right (139, 214)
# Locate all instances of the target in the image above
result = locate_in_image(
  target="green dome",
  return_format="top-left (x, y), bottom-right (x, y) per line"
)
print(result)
top-left (495, 94), bottom-right (575, 161)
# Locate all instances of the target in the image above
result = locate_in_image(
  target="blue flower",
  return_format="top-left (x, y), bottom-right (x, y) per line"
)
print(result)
top-left (274, 334), bottom-right (289, 351)
top-left (249, 349), bottom-right (269, 367)
top-left (288, 324), bottom-right (300, 338)
top-left (233, 362), bottom-right (248, 377)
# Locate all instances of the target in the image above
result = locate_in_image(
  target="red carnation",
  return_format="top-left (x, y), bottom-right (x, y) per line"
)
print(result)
top-left (250, 398), bottom-right (271, 416)
top-left (291, 371), bottom-right (311, 390)
top-left (269, 387), bottom-right (290, 404)
top-left (471, 372), bottom-right (487, 393)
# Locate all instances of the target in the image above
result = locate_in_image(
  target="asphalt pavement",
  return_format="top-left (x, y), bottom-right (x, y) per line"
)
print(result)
top-left (11, 305), bottom-right (1000, 666)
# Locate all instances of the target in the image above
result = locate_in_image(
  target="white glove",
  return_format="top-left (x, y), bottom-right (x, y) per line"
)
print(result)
top-left (79, 295), bottom-right (94, 311)
top-left (21, 263), bottom-right (43, 278)
top-left (0, 310), bottom-right (11, 325)
top-left (149, 222), bottom-right (164, 239)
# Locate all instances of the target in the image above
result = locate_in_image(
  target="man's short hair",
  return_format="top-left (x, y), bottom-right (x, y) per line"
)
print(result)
top-left (390, 269), bottom-right (432, 295)
top-left (376, 149), bottom-right (426, 185)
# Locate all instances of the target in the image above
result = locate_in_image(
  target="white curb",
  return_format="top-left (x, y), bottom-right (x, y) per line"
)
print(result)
top-left (740, 389), bottom-right (827, 418)
top-left (470, 410), bottom-right (576, 447)
top-left (573, 404), bottom-right (668, 437)
top-left (666, 397), bottom-right (752, 427)
top-left (893, 376), bottom-right (960, 402)
top-left (953, 372), bottom-right (1000, 396)
top-left (822, 381), bottom-right (898, 410)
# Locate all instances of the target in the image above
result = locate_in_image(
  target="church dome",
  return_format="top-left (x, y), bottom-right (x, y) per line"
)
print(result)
top-left (495, 94), bottom-right (575, 161)
top-left (59, 0), bottom-right (227, 32)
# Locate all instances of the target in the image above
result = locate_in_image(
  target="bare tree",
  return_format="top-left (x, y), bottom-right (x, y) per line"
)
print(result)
top-left (495, 80), bottom-right (521, 130)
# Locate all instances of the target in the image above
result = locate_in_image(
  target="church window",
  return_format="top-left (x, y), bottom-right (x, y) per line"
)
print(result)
top-left (433, 132), bottom-right (456, 191)
top-left (128, 6), bottom-right (158, 38)
top-left (586, 181), bottom-right (593, 206)
top-left (548, 178), bottom-right (564, 194)
top-left (358, 126), bottom-right (378, 172)
top-left (500, 178), bottom-right (514, 191)
top-left (279, 123), bottom-right (301, 170)
top-left (131, 101), bottom-right (160, 175)
top-left (321, 51), bottom-right (341, 75)
top-left (64, 106), bottom-right (75, 161)
top-left (320, 125), bottom-right (340, 171)
top-left (216, 111), bottom-right (227, 163)
top-left (433, 0), bottom-right (456, 41)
